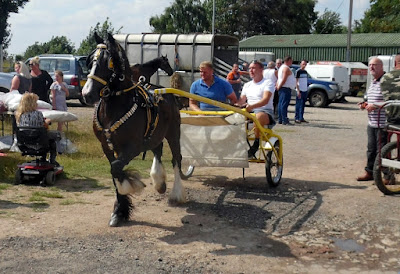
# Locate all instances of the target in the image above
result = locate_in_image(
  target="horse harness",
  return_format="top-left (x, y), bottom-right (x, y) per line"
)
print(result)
top-left (89, 44), bottom-right (160, 156)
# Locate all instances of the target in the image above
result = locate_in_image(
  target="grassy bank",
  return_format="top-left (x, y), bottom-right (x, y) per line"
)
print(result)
top-left (0, 112), bottom-right (173, 184)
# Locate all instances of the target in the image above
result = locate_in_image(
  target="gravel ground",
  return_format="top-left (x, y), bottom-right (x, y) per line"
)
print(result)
top-left (1, 97), bottom-right (400, 273)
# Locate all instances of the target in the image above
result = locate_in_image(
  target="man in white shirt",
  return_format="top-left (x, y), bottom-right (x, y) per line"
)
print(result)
top-left (236, 60), bottom-right (275, 158)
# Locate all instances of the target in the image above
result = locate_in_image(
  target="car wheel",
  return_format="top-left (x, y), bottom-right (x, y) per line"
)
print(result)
top-left (79, 97), bottom-right (88, 106)
top-left (309, 90), bottom-right (328, 107)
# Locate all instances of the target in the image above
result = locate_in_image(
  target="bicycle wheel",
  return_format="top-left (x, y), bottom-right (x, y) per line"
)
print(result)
top-left (373, 141), bottom-right (400, 195)
top-left (266, 140), bottom-right (283, 187)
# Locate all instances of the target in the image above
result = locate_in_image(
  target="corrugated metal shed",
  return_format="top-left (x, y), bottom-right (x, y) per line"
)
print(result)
top-left (239, 33), bottom-right (400, 63)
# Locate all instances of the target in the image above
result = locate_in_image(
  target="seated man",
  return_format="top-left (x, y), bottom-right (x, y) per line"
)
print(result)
top-left (236, 60), bottom-right (276, 158)
top-left (189, 61), bottom-right (237, 111)
top-left (15, 93), bottom-right (58, 165)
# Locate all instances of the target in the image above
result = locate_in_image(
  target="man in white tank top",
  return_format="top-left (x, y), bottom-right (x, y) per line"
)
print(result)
top-left (276, 56), bottom-right (296, 125)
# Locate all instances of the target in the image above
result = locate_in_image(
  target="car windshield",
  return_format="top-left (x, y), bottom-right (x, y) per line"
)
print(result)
top-left (78, 57), bottom-right (88, 77)
top-left (39, 59), bottom-right (70, 72)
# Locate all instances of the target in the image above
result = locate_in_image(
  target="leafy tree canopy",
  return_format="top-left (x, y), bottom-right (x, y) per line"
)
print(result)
top-left (23, 36), bottom-right (75, 59)
top-left (76, 17), bottom-right (122, 56)
top-left (354, 0), bottom-right (400, 33)
top-left (150, 0), bottom-right (209, 33)
top-left (0, 0), bottom-right (29, 51)
top-left (313, 9), bottom-right (347, 34)
top-left (150, 0), bottom-right (317, 39)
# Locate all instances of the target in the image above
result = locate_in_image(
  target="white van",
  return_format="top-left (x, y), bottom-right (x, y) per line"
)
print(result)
top-left (340, 62), bottom-right (368, 96)
top-left (239, 51), bottom-right (275, 63)
top-left (366, 55), bottom-right (396, 91)
top-left (305, 63), bottom-right (350, 97)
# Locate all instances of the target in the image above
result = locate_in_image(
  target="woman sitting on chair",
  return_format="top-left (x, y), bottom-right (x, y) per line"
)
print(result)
top-left (15, 93), bottom-right (58, 165)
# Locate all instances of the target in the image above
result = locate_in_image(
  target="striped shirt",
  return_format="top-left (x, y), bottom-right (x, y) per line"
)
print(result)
top-left (367, 78), bottom-right (386, 128)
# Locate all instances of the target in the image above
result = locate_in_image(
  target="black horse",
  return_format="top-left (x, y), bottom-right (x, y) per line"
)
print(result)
top-left (131, 56), bottom-right (173, 83)
top-left (82, 33), bottom-right (186, 227)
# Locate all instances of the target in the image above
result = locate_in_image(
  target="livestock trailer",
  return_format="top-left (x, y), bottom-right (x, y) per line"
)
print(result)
top-left (113, 33), bottom-right (240, 91)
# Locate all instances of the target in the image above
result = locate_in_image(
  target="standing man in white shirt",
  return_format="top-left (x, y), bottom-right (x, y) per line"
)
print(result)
top-left (276, 56), bottom-right (296, 125)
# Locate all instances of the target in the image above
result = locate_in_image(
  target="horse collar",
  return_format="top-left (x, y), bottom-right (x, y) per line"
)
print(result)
top-left (94, 98), bottom-right (139, 153)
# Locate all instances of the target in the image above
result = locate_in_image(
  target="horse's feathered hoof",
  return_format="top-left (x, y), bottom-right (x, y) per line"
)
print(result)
top-left (115, 172), bottom-right (146, 195)
top-left (109, 213), bottom-right (121, 227)
top-left (156, 182), bottom-right (167, 194)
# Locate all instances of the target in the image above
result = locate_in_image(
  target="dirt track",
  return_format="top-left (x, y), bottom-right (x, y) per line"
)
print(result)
top-left (1, 97), bottom-right (400, 273)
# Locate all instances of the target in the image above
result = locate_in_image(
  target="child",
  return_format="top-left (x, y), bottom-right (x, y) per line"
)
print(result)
top-left (50, 70), bottom-right (69, 131)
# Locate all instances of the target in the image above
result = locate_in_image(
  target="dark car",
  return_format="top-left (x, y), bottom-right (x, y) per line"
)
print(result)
top-left (26, 54), bottom-right (88, 105)
top-left (290, 65), bottom-right (341, 107)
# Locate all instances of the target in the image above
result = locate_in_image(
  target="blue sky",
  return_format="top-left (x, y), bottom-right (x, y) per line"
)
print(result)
top-left (7, 0), bottom-right (371, 55)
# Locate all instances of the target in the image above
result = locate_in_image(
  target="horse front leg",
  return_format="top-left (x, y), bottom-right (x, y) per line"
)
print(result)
top-left (103, 144), bottom-right (145, 227)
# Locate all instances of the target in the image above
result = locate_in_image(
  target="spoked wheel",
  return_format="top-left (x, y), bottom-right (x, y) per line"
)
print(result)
top-left (373, 142), bottom-right (400, 195)
top-left (180, 164), bottom-right (195, 180)
top-left (45, 171), bottom-right (56, 186)
top-left (265, 141), bottom-right (283, 187)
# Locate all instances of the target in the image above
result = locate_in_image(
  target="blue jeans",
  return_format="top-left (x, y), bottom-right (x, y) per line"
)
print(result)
top-left (295, 91), bottom-right (308, 121)
top-left (278, 87), bottom-right (292, 123)
top-left (366, 125), bottom-right (387, 174)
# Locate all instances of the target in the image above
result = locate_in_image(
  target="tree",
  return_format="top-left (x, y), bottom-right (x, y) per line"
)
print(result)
top-left (0, 0), bottom-right (29, 51)
top-left (354, 0), bottom-right (400, 33)
top-left (313, 9), bottom-right (347, 34)
top-left (76, 18), bottom-right (122, 56)
top-left (151, 0), bottom-right (317, 39)
top-left (23, 36), bottom-right (75, 59)
top-left (150, 0), bottom-right (210, 33)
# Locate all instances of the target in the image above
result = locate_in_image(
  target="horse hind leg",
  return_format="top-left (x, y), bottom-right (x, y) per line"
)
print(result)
top-left (150, 143), bottom-right (167, 194)
top-left (166, 131), bottom-right (186, 204)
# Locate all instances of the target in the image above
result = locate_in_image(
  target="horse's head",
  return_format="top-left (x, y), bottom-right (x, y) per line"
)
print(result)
top-left (82, 32), bottom-right (132, 105)
top-left (159, 55), bottom-right (174, 76)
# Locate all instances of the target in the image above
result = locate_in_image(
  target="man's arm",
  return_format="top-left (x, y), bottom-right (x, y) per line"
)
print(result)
top-left (246, 90), bottom-right (272, 112)
top-left (295, 70), bottom-right (301, 98)
top-left (227, 91), bottom-right (238, 104)
top-left (189, 98), bottom-right (201, 111)
top-left (276, 66), bottom-right (290, 90)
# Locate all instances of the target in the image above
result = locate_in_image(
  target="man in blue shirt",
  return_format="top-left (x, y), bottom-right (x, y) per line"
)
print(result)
top-left (189, 61), bottom-right (237, 111)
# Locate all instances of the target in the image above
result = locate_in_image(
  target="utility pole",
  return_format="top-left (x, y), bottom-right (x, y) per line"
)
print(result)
top-left (212, 0), bottom-right (215, 35)
top-left (346, 0), bottom-right (353, 62)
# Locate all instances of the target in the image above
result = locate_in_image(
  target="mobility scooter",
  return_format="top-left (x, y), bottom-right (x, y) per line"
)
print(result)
top-left (15, 127), bottom-right (63, 186)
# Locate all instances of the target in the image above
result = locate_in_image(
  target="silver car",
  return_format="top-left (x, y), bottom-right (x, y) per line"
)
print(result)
top-left (0, 72), bottom-right (14, 93)
top-left (26, 54), bottom-right (89, 105)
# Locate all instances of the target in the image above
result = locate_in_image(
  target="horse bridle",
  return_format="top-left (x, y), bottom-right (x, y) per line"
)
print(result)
top-left (88, 44), bottom-right (136, 97)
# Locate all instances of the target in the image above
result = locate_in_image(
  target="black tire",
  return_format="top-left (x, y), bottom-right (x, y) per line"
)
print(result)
top-left (180, 165), bottom-right (195, 180)
top-left (373, 142), bottom-right (400, 195)
top-left (309, 90), bottom-right (328, 107)
top-left (266, 141), bottom-right (283, 187)
top-left (45, 171), bottom-right (55, 186)
top-left (14, 169), bottom-right (23, 185)
top-left (79, 97), bottom-right (88, 106)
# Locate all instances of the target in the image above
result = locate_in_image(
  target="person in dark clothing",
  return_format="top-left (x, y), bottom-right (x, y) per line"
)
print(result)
top-left (29, 56), bottom-right (53, 103)
top-left (11, 61), bottom-right (32, 94)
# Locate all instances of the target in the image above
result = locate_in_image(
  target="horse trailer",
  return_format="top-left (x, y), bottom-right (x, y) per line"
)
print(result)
top-left (113, 33), bottom-right (239, 91)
